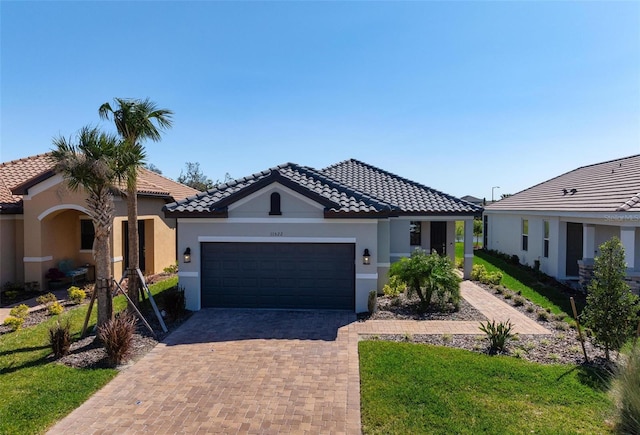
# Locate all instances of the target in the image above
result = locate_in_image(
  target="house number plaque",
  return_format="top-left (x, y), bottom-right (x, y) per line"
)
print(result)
top-left (270, 232), bottom-right (284, 237)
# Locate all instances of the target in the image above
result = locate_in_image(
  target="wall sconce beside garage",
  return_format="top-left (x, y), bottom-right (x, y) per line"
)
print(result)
top-left (183, 247), bottom-right (191, 263)
top-left (363, 249), bottom-right (371, 265)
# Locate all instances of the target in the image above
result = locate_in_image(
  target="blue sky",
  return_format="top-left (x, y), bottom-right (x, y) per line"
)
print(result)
top-left (2, 1), bottom-right (639, 199)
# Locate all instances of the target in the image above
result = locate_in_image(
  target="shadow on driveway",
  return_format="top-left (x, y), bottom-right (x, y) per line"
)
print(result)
top-left (164, 308), bottom-right (356, 345)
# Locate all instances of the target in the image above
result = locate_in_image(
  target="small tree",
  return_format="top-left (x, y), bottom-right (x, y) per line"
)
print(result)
top-left (389, 249), bottom-right (461, 311)
top-left (473, 219), bottom-right (483, 248)
top-left (582, 237), bottom-right (639, 360)
top-left (177, 162), bottom-right (215, 191)
top-left (144, 162), bottom-right (162, 174)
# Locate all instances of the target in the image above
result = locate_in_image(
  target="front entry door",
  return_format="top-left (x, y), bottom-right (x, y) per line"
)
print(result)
top-left (565, 222), bottom-right (583, 277)
top-left (123, 220), bottom-right (146, 273)
top-left (430, 221), bottom-right (447, 255)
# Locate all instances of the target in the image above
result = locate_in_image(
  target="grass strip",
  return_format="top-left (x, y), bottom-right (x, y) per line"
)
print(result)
top-left (360, 341), bottom-right (612, 435)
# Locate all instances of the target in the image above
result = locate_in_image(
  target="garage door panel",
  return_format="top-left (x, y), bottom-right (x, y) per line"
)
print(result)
top-left (201, 243), bottom-right (354, 310)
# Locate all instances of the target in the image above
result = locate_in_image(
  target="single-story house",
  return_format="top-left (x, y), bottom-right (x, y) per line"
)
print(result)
top-left (164, 159), bottom-right (482, 313)
top-left (461, 195), bottom-right (484, 206)
top-left (484, 154), bottom-right (640, 292)
top-left (0, 153), bottom-right (199, 289)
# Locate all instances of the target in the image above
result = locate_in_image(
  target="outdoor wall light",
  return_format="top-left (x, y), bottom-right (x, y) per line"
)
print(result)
top-left (363, 249), bottom-right (371, 265)
top-left (183, 247), bottom-right (191, 263)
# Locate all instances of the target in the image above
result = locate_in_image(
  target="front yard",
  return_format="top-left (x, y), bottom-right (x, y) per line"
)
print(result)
top-left (360, 341), bottom-right (612, 434)
top-left (0, 277), bottom-right (178, 434)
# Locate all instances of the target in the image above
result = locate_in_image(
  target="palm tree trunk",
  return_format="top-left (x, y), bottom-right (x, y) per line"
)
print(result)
top-left (127, 186), bottom-right (140, 308)
top-left (89, 190), bottom-right (115, 328)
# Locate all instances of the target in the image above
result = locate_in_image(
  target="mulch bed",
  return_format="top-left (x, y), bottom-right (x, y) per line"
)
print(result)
top-left (359, 286), bottom-right (612, 367)
top-left (1, 274), bottom-right (192, 370)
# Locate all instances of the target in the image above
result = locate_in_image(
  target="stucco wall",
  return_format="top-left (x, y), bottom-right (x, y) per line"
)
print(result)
top-left (19, 176), bottom-right (177, 286)
top-left (486, 211), bottom-right (640, 280)
top-left (177, 217), bottom-right (378, 313)
top-left (229, 184), bottom-right (324, 218)
top-left (0, 216), bottom-right (23, 284)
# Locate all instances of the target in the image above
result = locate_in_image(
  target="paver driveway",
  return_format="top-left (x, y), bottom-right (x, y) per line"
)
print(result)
top-left (47, 310), bottom-right (361, 435)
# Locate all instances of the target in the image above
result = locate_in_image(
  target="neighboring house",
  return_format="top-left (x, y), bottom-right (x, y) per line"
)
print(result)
top-left (484, 154), bottom-right (640, 292)
top-left (461, 195), bottom-right (484, 206)
top-left (164, 159), bottom-right (482, 313)
top-left (0, 153), bottom-right (199, 289)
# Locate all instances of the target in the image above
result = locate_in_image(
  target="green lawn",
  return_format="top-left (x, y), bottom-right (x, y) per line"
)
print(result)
top-left (0, 277), bottom-right (177, 435)
top-left (455, 243), bottom-right (578, 318)
top-left (360, 341), bottom-right (612, 434)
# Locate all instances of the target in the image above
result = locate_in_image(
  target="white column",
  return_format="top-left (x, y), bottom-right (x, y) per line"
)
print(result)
top-left (463, 219), bottom-right (474, 279)
top-left (620, 227), bottom-right (636, 269)
top-left (583, 224), bottom-right (596, 260)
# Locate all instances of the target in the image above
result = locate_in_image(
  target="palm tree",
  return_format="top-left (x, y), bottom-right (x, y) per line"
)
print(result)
top-left (99, 98), bottom-right (173, 307)
top-left (51, 127), bottom-right (124, 327)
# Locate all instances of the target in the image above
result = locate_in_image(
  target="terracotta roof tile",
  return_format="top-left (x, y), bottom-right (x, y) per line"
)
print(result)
top-left (485, 154), bottom-right (640, 213)
top-left (0, 153), bottom-right (55, 213)
top-left (0, 153), bottom-right (199, 213)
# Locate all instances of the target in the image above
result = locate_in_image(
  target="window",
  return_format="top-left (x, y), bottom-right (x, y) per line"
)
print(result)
top-left (522, 219), bottom-right (529, 251)
top-left (80, 219), bottom-right (95, 250)
top-left (269, 192), bottom-right (282, 215)
top-left (543, 220), bottom-right (549, 258)
top-left (410, 221), bottom-right (421, 246)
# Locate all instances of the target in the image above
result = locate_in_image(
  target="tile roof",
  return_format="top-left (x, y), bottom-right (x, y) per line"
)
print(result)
top-left (485, 154), bottom-right (640, 213)
top-left (165, 159), bottom-right (481, 217)
top-left (0, 153), bottom-right (199, 214)
top-left (321, 159), bottom-right (482, 214)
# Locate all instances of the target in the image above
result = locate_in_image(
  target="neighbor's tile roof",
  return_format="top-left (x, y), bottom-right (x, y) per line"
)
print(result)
top-left (485, 154), bottom-right (640, 213)
top-left (321, 159), bottom-right (481, 214)
top-left (0, 153), bottom-right (55, 213)
top-left (165, 159), bottom-right (481, 217)
top-left (0, 153), bottom-right (198, 214)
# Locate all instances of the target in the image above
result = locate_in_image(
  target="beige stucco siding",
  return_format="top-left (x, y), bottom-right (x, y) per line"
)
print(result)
top-left (0, 216), bottom-right (24, 284)
top-left (15, 176), bottom-right (177, 287)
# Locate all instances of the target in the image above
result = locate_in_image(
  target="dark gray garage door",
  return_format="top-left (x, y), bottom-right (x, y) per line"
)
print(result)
top-left (201, 243), bottom-right (355, 310)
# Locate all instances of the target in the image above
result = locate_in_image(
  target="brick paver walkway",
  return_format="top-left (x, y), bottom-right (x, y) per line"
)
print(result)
top-left (356, 280), bottom-right (551, 336)
top-left (47, 310), bottom-right (360, 435)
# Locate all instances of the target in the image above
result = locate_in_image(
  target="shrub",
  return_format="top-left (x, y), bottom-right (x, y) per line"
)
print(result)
top-left (512, 348), bottom-right (525, 359)
top-left (382, 275), bottom-right (405, 297)
top-left (512, 295), bottom-right (526, 307)
top-left (470, 264), bottom-right (502, 285)
top-left (48, 301), bottom-right (64, 316)
top-left (537, 310), bottom-right (550, 321)
top-left (9, 304), bottom-right (29, 319)
top-left (368, 290), bottom-right (377, 314)
top-left (526, 305), bottom-right (535, 313)
top-left (49, 320), bottom-right (71, 358)
top-left (554, 321), bottom-right (569, 331)
top-left (612, 347), bottom-right (640, 434)
top-left (510, 254), bottom-right (520, 265)
top-left (36, 292), bottom-right (57, 306)
top-left (503, 292), bottom-right (513, 300)
top-left (98, 312), bottom-right (138, 366)
top-left (163, 287), bottom-right (186, 320)
top-left (163, 262), bottom-right (179, 274)
top-left (471, 264), bottom-right (485, 281)
top-left (479, 319), bottom-right (514, 354)
top-left (442, 334), bottom-right (453, 343)
top-left (3, 316), bottom-right (24, 331)
top-left (389, 249), bottom-right (460, 312)
top-left (67, 286), bottom-right (86, 304)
